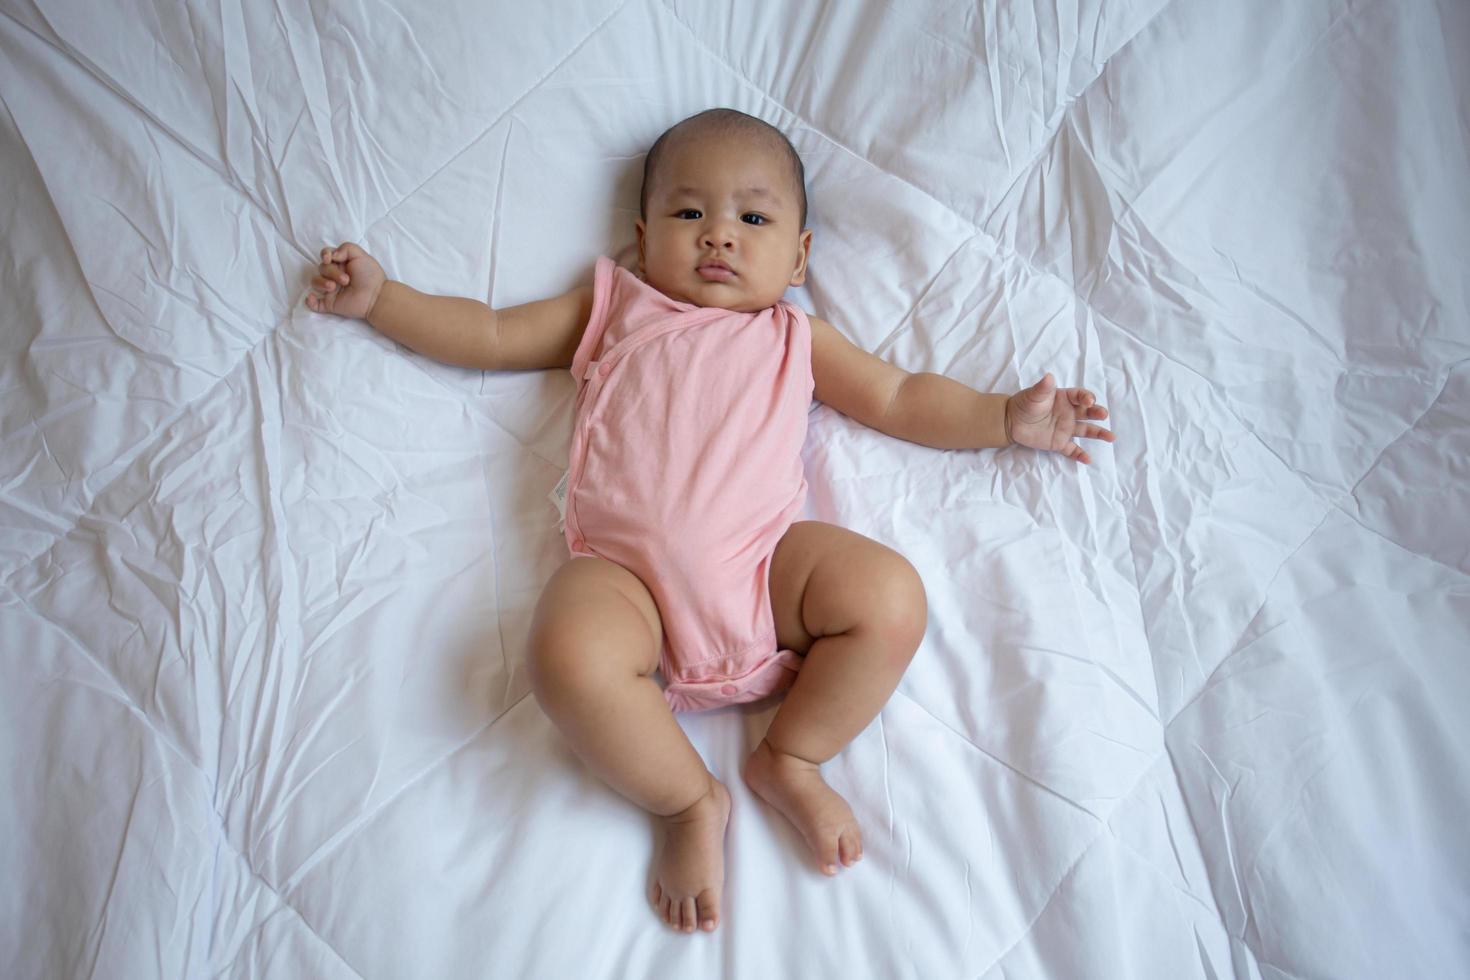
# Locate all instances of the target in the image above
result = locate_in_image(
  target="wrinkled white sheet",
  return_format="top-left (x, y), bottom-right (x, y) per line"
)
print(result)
top-left (2, 1), bottom-right (1468, 977)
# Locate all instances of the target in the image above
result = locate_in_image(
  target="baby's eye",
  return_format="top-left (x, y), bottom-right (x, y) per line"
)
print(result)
top-left (741, 213), bottom-right (767, 225)
top-left (676, 209), bottom-right (702, 220)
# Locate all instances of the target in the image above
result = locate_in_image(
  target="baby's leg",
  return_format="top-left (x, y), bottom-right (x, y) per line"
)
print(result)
top-left (745, 521), bottom-right (927, 875)
top-left (527, 556), bottom-right (729, 933)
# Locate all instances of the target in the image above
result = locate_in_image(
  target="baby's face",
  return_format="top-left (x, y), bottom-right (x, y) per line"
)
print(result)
top-left (637, 133), bottom-right (811, 313)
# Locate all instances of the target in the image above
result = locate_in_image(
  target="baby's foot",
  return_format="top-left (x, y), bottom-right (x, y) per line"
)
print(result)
top-left (743, 738), bottom-right (863, 875)
top-left (651, 775), bottom-right (731, 933)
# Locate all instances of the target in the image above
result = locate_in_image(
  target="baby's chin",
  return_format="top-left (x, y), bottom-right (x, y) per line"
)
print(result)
top-left (644, 273), bottom-right (784, 313)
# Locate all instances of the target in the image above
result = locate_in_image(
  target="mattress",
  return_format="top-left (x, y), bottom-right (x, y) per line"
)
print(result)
top-left (2, 1), bottom-right (1467, 977)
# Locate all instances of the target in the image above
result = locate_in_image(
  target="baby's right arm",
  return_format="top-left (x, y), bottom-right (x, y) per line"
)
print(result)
top-left (306, 242), bottom-right (591, 371)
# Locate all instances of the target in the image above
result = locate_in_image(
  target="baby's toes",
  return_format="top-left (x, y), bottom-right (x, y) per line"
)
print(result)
top-left (838, 826), bottom-right (863, 867)
top-left (695, 888), bottom-right (720, 932)
top-left (817, 834), bottom-right (842, 876)
top-left (680, 897), bottom-right (697, 932)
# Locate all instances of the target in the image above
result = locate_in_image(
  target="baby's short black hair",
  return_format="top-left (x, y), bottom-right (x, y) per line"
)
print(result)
top-left (640, 108), bottom-right (808, 229)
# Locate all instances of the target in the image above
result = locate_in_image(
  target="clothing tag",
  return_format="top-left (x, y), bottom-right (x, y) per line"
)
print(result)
top-left (549, 469), bottom-right (569, 530)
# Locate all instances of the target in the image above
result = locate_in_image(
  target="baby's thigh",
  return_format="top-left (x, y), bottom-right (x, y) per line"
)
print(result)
top-left (526, 556), bottom-right (664, 684)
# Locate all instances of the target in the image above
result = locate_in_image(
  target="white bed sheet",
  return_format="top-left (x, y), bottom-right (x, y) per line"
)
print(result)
top-left (2, 1), bottom-right (1467, 977)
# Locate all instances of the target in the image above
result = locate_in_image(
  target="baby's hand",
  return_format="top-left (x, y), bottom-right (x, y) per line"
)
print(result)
top-left (304, 242), bottom-right (385, 319)
top-left (1005, 374), bottom-right (1114, 465)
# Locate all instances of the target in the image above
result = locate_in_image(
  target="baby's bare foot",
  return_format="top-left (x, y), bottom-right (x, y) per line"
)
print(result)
top-left (650, 775), bottom-right (731, 933)
top-left (743, 738), bottom-right (863, 875)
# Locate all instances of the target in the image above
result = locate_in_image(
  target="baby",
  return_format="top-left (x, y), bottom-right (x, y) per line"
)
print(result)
top-left (304, 109), bottom-right (1113, 935)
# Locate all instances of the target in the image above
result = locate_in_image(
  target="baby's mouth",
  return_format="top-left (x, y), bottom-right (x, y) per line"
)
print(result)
top-left (697, 261), bottom-right (735, 282)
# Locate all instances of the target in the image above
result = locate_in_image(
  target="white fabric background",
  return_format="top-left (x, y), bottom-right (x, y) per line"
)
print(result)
top-left (1, 1), bottom-right (1467, 977)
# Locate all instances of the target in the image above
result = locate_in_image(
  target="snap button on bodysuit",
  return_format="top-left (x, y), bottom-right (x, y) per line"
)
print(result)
top-left (720, 683), bottom-right (738, 696)
top-left (597, 361), bottom-right (612, 378)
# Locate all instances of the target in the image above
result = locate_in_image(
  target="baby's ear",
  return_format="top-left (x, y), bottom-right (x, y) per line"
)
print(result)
top-left (634, 219), bottom-right (648, 276)
top-left (789, 228), bottom-right (813, 286)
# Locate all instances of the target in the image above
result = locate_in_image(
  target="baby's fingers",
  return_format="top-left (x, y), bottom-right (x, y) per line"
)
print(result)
top-left (323, 242), bottom-right (367, 265)
top-left (317, 258), bottom-right (350, 285)
top-left (311, 275), bottom-right (340, 293)
top-left (1062, 388), bottom-right (1109, 422)
top-left (1075, 422), bottom-right (1114, 442)
top-left (1060, 440), bottom-right (1092, 465)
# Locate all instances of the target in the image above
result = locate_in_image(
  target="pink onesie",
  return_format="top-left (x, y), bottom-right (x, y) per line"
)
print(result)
top-left (564, 256), bottom-right (812, 712)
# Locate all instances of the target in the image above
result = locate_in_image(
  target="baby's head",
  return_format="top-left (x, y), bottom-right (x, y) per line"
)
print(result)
top-left (636, 109), bottom-right (811, 313)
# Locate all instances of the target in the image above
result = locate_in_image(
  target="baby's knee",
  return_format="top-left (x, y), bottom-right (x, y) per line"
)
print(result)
top-left (863, 554), bottom-right (927, 656)
top-left (526, 618), bottom-right (593, 698)
top-left (526, 575), bottom-right (661, 702)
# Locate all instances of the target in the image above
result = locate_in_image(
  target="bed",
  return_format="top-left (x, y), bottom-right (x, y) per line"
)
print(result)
top-left (2, 1), bottom-right (1467, 976)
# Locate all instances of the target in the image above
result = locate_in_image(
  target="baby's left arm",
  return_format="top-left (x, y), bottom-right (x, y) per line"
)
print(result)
top-left (809, 315), bottom-right (1114, 464)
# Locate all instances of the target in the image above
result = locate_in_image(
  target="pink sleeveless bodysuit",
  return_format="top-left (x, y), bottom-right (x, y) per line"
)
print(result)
top-left (564, 256), bottom-right (812, 712)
